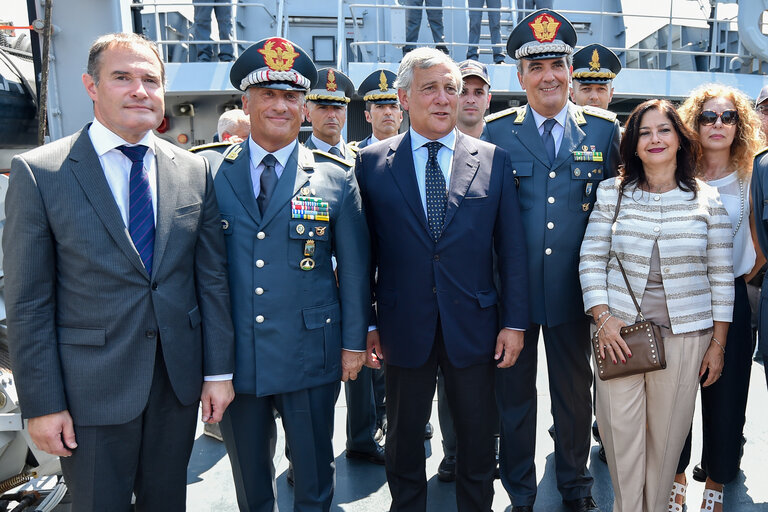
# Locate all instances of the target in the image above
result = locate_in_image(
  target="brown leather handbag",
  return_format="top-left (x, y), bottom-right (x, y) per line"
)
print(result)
top-left (592, 190), bottom-right (667, 381)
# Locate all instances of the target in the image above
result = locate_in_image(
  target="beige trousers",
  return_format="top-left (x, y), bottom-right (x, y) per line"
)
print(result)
top-left (595, 330), bottom-right (711, 512)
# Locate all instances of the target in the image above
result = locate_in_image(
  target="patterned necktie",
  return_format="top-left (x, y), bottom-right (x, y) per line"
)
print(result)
top-left (328, 146), bottom-right (343, 158)
top-left (542, 118), bottom-right (557, 164)
top-left (117, 144), bottom-right (154, 275)
top-left (258, 154), bottom-right (278, 215)
top-left (425, 141), bottom-right (447, 242)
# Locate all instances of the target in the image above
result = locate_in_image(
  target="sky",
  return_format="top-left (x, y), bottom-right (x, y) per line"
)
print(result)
top-left (0, 0), bottom-right (745, 51)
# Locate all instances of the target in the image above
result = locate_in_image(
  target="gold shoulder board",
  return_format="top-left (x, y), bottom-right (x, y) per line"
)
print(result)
top-left (189, 141), bottom-right (232, 153)
top-left (582, 105), bottom-right (618, 122)
top-left (313, 149), bottom-right (354, 167)
top-left (224, 144), bottom-right (244, 161)
top-left (485, 107), bottom-right (520, 124)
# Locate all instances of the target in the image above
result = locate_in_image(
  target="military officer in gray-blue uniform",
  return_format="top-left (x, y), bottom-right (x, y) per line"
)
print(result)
top-left (570, 43), bottom-right (621, 111)
top-left (303, 67), bottom-right (358, 161)
top-left (354, 69), bottom-right (403, 150)
top-left (209, 37), bottom-right (371, 512)
top-left (483, 9), bottom-right (620, 512)
top-left (751, 146), bottom-right (768, 390)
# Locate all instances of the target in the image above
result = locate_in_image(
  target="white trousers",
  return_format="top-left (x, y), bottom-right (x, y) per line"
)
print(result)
top-left (595, 330), bottom-right (711, 512)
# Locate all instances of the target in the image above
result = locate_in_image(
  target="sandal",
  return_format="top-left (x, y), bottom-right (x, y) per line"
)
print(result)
top-left (668, 481), bottom-right (687, 512)
top-left (701, 489), bottom-right (723, 512)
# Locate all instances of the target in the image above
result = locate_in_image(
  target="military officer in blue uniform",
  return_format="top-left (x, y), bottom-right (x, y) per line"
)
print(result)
top-left (303, 67), bottom-right (358, 161)
top-left (354, 69), bottom-right (403, 150)
top-left (570, 43), bottom-right (621, 111)
top-left (751, 147), bottom-right (768, 390)
top-left (483, 9), bottom-right (620, 512)
top-left (209, 37), bottom-right (371, 512)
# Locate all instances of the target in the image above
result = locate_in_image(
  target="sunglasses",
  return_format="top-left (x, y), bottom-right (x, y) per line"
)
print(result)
top-left (698, 110), bottom-right (738, 126)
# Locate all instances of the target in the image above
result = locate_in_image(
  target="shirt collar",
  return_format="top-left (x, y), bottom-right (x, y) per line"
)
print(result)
top-left (529, 102), bottom-right (569, 130)
top-left (88, 118), bottom-right (157, 158)
top-left (310, 134), bottom-right (344, 154)
top-left (248, 136), bottom-right (297, 168)
top-left (409, 127), bottom-right (457, 152)
top-left (369, 133), bottom-right (380, 144)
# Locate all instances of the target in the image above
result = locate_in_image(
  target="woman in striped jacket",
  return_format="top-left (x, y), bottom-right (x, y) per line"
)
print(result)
top-left (579, 99), bottom-right (734, 512)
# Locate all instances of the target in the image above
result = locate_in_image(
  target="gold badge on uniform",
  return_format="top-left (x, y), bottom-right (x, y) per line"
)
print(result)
top-left (582, 203), bottom-right (590, 212)
top-left (585, 183), bottom-right (593, 195)
top-left (296, 223), bottom-right (305, 235)
top-left (300, 240), bottom-right (316, 271)
top-left (301, 187), bottom-right (311, 196)
top-left (315, 226), bottom-right (326, 236)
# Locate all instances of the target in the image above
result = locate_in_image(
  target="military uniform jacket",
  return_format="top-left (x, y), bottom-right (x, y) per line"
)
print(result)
top-left (210, 141), bottom-right (370, 396)
top-left (354, 135), bottom-right (373, 150)
top-left (751, 148), bottom-right (768, 356)
top-left (483, 102), bottom-right (620, 327)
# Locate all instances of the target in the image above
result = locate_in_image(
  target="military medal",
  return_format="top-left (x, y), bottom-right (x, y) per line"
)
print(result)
top-left (585, 183), bottom-right (593, 195)
top-left (315, 226), bottom-right (326, 236)
top-left (296, 223), bottom-right (305, 235)
top-left (582, 203), bottom-right (590, 211)
top-left (291, 195), bottom-right (330, 221)
top-left (301, 186), bottom-right (310, 196)
top-left (300, 239), bottom-right (316, 271)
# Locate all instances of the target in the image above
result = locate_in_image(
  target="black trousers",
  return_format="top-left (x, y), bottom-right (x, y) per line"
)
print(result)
top-left (677, 277), bottom-right (754, 483)
top-left (496, 318), bottom-right (594, 506)
top-left (59, 344), bottom-right (198, 512)
top-left (385, 320), bottom-right (496, 512)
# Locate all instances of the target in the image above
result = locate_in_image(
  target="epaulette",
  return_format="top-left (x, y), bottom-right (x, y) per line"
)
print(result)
top-left (223, 143), bottom-right (245, 161)
top-left (313, 149), bottom-right (354, 168)
top-left (572, 107), bottom-right (587, 126)
top-left (189, 141), bottom-right (232, 154)
top-left (755, 146), bottom-right (768, 158)
top-left (582, 105), bottom-right (618, 123)
top-left (485, 106), bottom-right (522, 124)
top-left (348, 144), bottom-right (359, 153)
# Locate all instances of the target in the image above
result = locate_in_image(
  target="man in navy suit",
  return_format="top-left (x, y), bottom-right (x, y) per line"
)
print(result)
top-left (483, 9), bottom-right (620, 512)
top-left (355, 47), bottom-right (529, 512)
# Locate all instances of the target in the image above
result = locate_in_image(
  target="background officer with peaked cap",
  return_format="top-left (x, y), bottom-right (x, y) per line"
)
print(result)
top-left (355, 69), bottom-right (403, 149)
top-left (570, 43), bottom-right (621, 111)
top-left (483, 9), bottom-right (620, 512)
top-left (210, 36), bottom-right (371, 511)
top-left (303, 67), bottom-right (358, 161)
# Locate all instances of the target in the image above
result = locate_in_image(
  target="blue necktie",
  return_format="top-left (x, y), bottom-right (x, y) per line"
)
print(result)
top-left (117, 144), bottom-right (154, 275)
top-left (258, 154), bottom-right (278, 215)
top-left (542, 118), bottom-right (557, 164)
top-left (425, 141), bottom-right (447, 242)
top-left (328, 146), bottom-right (343, 158)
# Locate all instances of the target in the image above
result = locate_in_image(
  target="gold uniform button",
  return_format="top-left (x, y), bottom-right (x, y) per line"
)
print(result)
top-left (256, 315), bottom-right (265, 323)
top-left (257, 231), bottom-right (266, 240)
top-left (547, 222), bottom-right (554, 229)
top-left (255, 287), bottom-right (264, 295)
top-left (545, 248), bottom-right (552, 255)
top-left (548, 196), bottom-right (555, 204)
top-left (549, 171), bottom-right (556, 178)
top-left (256, 259), bottom-right (265, 268)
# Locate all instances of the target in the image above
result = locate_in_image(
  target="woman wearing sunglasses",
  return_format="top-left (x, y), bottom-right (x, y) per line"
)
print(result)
top-left (670, 85), bottom-right (764, 512)
top-left (579, 99), bottom-right (734, 512)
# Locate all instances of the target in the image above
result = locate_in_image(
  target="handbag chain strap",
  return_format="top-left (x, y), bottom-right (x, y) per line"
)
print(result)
top-left (611, 188), bottom-right (646, 322)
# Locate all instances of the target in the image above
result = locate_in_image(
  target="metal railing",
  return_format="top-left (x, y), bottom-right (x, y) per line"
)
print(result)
top-left (131, 1), bottom-right (768, 74)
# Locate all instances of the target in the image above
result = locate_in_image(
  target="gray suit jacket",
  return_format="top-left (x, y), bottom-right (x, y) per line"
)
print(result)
top-left (4, 126), bottom-right (235, 426)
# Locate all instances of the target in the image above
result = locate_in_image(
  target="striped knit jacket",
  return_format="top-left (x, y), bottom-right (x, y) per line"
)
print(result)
top-left (579, 178), bottom-right (734, 335)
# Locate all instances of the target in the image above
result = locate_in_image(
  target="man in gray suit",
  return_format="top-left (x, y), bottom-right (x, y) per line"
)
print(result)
top-left (210, 37), bottom-right (370, 511)
top-left (4, 33), bottom-right (235, 511)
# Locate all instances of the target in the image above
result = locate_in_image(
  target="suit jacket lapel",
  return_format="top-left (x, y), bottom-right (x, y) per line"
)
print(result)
top-left (220, 141), bottom-right (262, 225)
top-left (552, 103), bottom-right (586, 169)
top-left (443, 132), bottom-right (479, 231)
top-left (514, 105), bottom-right (550, 167)
top-left (260, 143), bottom-right (312, 227)
top-left (387, 132), bottom-right (427, 230)
top-left (68, 127), bottom-right (149, 278)
top-left (152, 142), bottom-right (180, 277)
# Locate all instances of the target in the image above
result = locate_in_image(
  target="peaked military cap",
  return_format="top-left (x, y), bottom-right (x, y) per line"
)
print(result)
top-left (507, 9), bottom-right (576, 61)
top-left (306, 68), bottom-right (355, 105)
top-left (572, 43), bottom-right (621, 84)
top-left (230, 37), bottom-right (317, 92)
top-left (459, 60), bottom-right (490, 86)
top-left (358, 69), bottom-right (399, 104)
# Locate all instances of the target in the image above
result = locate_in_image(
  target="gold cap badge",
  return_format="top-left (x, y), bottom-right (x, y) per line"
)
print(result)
top-left (379, 70), bottom-right (389, 92)
top-left (589, 49), bottom-right (600, 71)
top-left (258, 39), bottom-right (300, 72)
top-left (326, 69), bottom-right (338, 92)
top-left (529, 14), bottom-right (561, 43)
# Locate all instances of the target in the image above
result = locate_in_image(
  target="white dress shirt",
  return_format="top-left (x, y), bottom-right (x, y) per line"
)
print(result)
top-left (529, 103), bottom-right (569, 156)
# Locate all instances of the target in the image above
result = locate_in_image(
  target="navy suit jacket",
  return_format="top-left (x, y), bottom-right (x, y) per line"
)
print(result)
top-left (355, 131), bottom-right (528, 369)
top-left (751, 149), bottom-right (768, 357)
